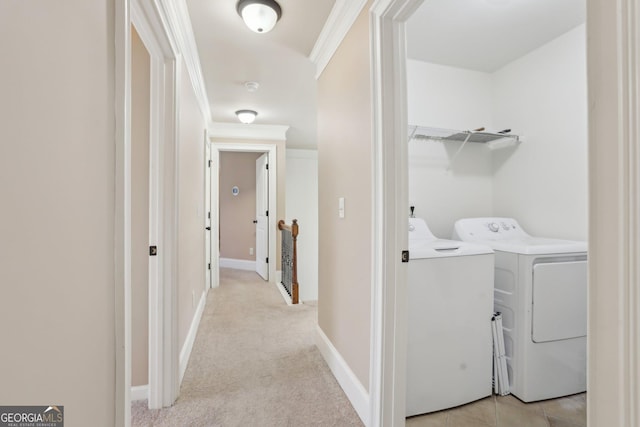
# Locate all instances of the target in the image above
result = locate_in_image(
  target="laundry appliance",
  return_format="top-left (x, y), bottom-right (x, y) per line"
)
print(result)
top-left (452, 217), bottom-right (587, 402)
top-left (406, 217), bottom-right (494, 416)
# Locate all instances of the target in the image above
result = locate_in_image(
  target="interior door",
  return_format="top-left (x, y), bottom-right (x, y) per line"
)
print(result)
top-left (255, 153), bottom-right (269, 280)
top-left (205, 141), bottom-right (212, 288)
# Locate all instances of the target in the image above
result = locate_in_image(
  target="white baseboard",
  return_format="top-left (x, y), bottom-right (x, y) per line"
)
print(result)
top-left (315, 326), bottom-right (370, 425)
top-left (275, 281), bottom-right (293, 305)
top-left (179, 289), bottom-right (207, 385)
top-left (131, 385), bottom-right (148, 401)
top-left (219, 257), bottom-right (256, 271)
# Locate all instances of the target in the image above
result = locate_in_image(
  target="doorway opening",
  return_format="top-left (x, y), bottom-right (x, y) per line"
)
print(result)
top-left (210, 143), bottom-right (278, 287)
top-left (369, 0), bottom-right (590, 425)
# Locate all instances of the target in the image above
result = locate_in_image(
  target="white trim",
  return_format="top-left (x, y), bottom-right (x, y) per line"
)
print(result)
top-left (309, 0), bottom-right (369, 79)
top-left (275, 281), bottom-right (293, 305)
top-left (587, 0), bottom-right (640, 425)
top-left (131, 0), bottom-right (181, 410)
top-left (156, 0), bottom-right (211, 120)
top-left (315, 326), bottom-right (370, 426)
top-left (131, 385), bottom-right (149, 401)
top-left (208, 122), bottom-right (289, 141)
top-left (219, 258), bottom-right (257, 271)
top-left (179, 290), bottom-right (207, 385)
top-left (212, 143), bottom-right (278, 283)
top-left (369, 1), bottom-right (423, 426)
top-left (114, 0), bottom-right (131, 425)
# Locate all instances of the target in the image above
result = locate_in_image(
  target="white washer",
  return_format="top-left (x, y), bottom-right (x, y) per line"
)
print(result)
top-left (452, 217), bottom-right (587, 402)
top-left (406, 218), bottom-right (494, 417)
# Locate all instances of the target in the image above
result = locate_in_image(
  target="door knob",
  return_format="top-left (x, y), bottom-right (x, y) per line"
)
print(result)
top-left (253, 220), bottom-right (258, 224)
top-left (206, 226), bottom-right (211, 230)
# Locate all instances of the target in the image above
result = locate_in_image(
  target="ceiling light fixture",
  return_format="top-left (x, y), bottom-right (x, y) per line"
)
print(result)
top-left (236, 0), bottom-right (282, 34)
top-left (235, 109), bottom-right (258, 124)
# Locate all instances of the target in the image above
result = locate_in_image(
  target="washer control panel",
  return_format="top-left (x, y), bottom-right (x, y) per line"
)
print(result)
top-left (453, 217), bottom-right (528, 241)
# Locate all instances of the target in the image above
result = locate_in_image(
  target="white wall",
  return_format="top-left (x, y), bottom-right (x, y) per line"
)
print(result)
top-left (492, 24), bottom-right (587, 240)
top-left (286, 149), bottom-right (319, 302)
top-left (407, 60), bottom-right (494, 238)
top-left (407, 25), bottom-right (587, 241)
top-left (407, 60), bottom-right (493, 130)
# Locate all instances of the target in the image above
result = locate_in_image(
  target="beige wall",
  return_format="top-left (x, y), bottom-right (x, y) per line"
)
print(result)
top-left (131, 26), bottom-right (151, 388)
top-left (211, 138), bottom-right (287, 267)
top-left (317, 4), bottom-right (372, 389)
top-left (220, 152), bottom-right (261, 261)
top-left (178, 59), bottom-right (208, 349)
top-left (0, 1), bottom-right (116, 424)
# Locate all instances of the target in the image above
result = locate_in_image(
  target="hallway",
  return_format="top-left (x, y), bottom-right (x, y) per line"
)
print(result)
top-left (132, 268), bottom-right (362, 426)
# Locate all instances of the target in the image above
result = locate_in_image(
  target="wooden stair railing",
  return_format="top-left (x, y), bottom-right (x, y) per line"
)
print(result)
top-left (278, 219), bottom-right (299, 304)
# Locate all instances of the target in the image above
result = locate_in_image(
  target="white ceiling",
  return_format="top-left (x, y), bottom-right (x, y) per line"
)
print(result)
top-left (407, 0), bottom-right (586, 72)
top-left (186, 0), bottom-right (335, 148)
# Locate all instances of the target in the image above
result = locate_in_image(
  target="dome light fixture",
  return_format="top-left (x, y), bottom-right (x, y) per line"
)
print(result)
top-left (235, 109), bottom-right (258, 124)
top-left (236, 0), bottom-right (282, 34)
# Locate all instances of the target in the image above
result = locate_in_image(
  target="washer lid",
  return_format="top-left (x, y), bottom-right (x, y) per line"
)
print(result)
top-left (480, 237), bottom-right (587, 255)
top-left (409, 239), bottom-right (494, 259)
top-left (453, 217), bottom-right (587, 255)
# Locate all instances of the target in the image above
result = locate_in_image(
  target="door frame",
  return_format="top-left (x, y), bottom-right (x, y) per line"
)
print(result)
top-left (211, 143), bottom-right (278, 284)
top-left (131, 1), bottom-right (180, 410)
top-left (369, 1), bottom-right (422, 425)
top-left (117, 0), bottom-right (181, 422)
top-left (370, 0), bottom-right (640, 425)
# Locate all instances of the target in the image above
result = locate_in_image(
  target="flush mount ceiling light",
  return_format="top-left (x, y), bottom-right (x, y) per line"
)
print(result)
top-left (235, 109), bottom-right (258, 124)
top-left (236, 0), bottom-right (282, 33)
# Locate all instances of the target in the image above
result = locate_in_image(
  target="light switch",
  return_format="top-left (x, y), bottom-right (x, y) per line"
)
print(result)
top-left (338, 197), bottom-right (345, 219)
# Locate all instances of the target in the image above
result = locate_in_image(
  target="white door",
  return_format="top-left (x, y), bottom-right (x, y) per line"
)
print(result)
top-left (205, 141), bottom-right (212, 288)
top-left (211, 147), bottom-right (220, 288)
top-left (255, 153), bottom-right (269, 280)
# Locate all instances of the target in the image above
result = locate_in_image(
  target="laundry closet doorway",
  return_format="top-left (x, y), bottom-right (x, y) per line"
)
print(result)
top-left (368, 0), bottom-right (596, 424)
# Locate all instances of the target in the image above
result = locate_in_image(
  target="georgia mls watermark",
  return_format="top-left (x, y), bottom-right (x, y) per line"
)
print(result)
top-left (0, 406), bottom-right (63, 427)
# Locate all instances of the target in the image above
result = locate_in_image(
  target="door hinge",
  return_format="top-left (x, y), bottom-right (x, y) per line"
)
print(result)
top-left (208, 263), bottom-right (211, 270)
top-left (402, 250), bottom-right (409, 263)
top-left (208, 160), bottom-right (212, 167)
top-left (266, 257), bottom-right (269, 264)
top-left (150, 246), bottom-right (158, 256)
top-left (266, 164), bottom-right (269, 170)
top-left (266, 210), bottom-right (269, 217)
top-left (208, 211), bottom-right (211, 219)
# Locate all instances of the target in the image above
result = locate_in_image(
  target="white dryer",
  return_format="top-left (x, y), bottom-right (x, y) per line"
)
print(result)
top-left (452, 217), bottom-right (587, 402)
top-left (406, 218), bottom-right (494, 416)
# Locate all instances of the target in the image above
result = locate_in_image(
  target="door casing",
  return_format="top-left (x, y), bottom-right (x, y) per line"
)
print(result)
top-left (211, 143), bottom-right (278, 284)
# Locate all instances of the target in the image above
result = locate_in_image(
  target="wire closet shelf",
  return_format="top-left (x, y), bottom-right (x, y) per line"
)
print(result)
top-left (408, 125), bottom-right (521, 145)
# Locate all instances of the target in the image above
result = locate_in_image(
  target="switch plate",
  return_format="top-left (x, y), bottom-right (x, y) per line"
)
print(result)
top-left (249, 247), bottom-right (254, 255)
top-left (338, 197), bottom-right (345, 219)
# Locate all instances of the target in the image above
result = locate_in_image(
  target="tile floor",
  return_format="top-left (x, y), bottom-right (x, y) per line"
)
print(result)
top-left (406, 393), bottom-right (586, 427)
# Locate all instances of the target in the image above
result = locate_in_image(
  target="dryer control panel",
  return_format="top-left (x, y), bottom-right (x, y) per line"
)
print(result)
top-left (453, 217), bottom-right (530, 241)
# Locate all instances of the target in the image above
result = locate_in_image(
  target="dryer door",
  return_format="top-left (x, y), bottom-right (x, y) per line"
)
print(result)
top-left (532, 260), bottom-right (587, 343)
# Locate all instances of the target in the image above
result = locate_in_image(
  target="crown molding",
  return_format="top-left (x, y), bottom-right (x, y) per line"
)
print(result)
top-left (309, 0), bottom-right (368, 80)
top-left (157, 0), bottom-right (211, 120)
top-left (208, 122), bottom-right (290, 141)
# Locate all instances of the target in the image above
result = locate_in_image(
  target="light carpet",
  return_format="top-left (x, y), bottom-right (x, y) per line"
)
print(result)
top-left (132, 268), bottom-right (363, 426)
